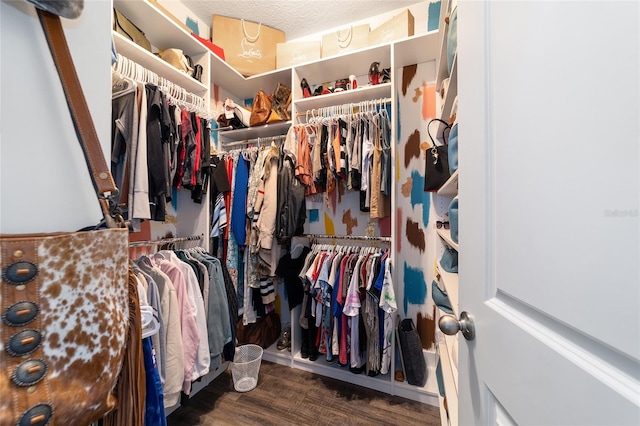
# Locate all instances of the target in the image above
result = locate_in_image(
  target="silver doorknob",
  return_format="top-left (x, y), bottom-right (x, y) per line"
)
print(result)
top-left (439, 311), bottom-right (475, 341)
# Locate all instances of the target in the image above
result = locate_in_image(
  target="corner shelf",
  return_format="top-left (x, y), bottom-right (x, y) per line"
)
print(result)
top-left (437, 228), bottom-right (458, 251)
top-left (294, 83), bottom-right (392, 112)
top-left (438, 169), bottom-right (459, 197)
top-left (217, 121), bottom-right (292, 142)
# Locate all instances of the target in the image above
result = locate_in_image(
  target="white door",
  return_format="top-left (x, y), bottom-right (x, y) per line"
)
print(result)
top-left (456, 1), bottom-right (640, 424)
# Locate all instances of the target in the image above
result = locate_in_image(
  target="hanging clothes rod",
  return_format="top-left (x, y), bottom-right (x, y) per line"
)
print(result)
top-left (113, 53), bottom-right (213, 119)
top-left (296, 97), bottom-right (392, 118)
top-left (129, 234), bottom-right (203, 247)
top-left (305, 234), bottom-right (391, 242)
top-left (221, 134), bottom-right (287, 148)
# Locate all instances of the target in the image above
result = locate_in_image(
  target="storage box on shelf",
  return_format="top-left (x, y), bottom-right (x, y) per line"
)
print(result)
top-left (321, 24), bottom-right (371, 58)
top-left (277, 40), bottom-right (322, 69)
top-left (369, 9), bottom-right (415, 46)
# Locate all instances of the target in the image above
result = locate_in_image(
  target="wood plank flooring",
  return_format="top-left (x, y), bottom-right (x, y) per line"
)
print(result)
top-left (167, 361), bottom-right (441, 426)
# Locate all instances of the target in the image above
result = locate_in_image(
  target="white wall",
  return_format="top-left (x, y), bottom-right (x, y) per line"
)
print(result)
top-left (0, 0), bottom-right (112, 234)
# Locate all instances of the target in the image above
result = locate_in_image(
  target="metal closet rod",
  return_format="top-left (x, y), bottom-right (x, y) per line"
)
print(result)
top-left (221, 134), bottom-right (286, 148)
top-left (129, 234), bottom-right (203, 247)
top-left (296, 97), bottom-right (392, 118)
top-left (305, 234), bottom-right (391, 242)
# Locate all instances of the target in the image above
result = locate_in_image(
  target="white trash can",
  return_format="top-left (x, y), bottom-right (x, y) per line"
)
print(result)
top-left (231, 344), bottom-right (263, 392)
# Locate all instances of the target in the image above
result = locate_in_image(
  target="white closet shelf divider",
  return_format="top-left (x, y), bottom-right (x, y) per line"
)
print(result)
top-left (294, 83), bottom-right (392, 111)
top-left (438, 169), bottom-right (459, 197)
top-left (437, 228), bottom-right (459, 251)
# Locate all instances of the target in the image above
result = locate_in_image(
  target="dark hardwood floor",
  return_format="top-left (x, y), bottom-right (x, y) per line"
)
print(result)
top-left (167, 361), bottom-right (441, 426)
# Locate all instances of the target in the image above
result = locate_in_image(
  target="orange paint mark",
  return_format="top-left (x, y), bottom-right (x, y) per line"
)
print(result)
top-left (421, 83), bottom-right (436, 120)
top-left (401, 177), bottom-right (412, 198)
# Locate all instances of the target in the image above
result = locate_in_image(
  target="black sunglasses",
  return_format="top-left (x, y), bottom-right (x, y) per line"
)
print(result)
top-left (436, 221), bottom-right (450, 229)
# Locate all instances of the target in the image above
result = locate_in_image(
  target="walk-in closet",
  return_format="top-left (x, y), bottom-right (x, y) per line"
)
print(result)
top-left (1, 0), bottom-right (638, 425)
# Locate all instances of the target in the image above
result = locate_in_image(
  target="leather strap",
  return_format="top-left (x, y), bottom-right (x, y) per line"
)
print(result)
top-left (36, 10), bottom-right (121, 227)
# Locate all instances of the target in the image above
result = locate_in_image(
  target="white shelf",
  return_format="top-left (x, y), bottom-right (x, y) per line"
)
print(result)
top-left (262, 341), bottom-right (293, 364)
top-left (435, 0), bottom-right (453, 89)
top-left (294, 44), bottom-right (391, 86)
top-left (438, 260), bottom-right (459, 316)
top-left (112, 32), bottom-right (208, 96)
top-left (292, 352), bottom-right (393, 395)
top-left (438, 169), bottom-right (459, 197)
top-left (212, 64), bottom-right (293, 102)
top-left (393, 349), bottom-right (440, 406)
top-left (294, 83), bottom-right (392, 112)
top-left (436, 54), bottom-right (458, 137)
top-left (437, 334), bottom-right (458, 426)
top-left (218, 121), bottom-right (292, 142)
top-left (393, 31), bottom-right (441, 69)
top-left (113, 0), bottom-right (205, 56)
top-left (437, 228), bottom-right (458, 251)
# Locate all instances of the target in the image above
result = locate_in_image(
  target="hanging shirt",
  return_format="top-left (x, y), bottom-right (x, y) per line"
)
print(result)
top-left (231, 154), bottom-right (249, 247)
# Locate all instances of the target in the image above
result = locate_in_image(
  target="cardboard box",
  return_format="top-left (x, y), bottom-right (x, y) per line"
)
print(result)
top-left (212, 15), bottom-right (285, 77)
top-left (277, 40), bottom-right (321, 68)
top-left (321, 24), bottom-right (370, 58)
top-left (369, 9), bottom-right (415, 46)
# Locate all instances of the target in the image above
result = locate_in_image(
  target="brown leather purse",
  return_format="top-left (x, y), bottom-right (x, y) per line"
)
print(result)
top-left (0, 7), bottom-right (132, 426)
top-left (250, 89), bottom-right (273, 127)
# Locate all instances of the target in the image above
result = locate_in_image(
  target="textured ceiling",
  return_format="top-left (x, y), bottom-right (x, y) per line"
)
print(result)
top-left (180, 0), bottom-right (419, 40)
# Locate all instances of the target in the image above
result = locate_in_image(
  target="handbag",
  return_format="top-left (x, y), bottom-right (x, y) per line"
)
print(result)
top-left (424, 118), bottom-right (451, 192)
top-left (1, 8), bottom-right (130, 426)
top-left (272, 83), bottom-right (292, 121)
top-left (159, 48), bottom-right (194, 75)
top-left (113, 8), bottom-right (151, 52)
top-left (236, 312), bottom-right (281, 349)
top-left (397, 318), bottom-right (427, 386)
top-left (250, 89), bottom-right (273, 127)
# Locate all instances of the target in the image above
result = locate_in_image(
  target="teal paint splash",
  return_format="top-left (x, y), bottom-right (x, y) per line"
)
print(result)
top-left (186, 17), bottom-right (199, 35)
top-left (410, 170), bottom-right (431, 226)
top-left (404, 262), bottom-right (428, 313)
top-left (428, 2), bottom-right (441, 31)
top-left (309, 209), bottom-right (319, 223)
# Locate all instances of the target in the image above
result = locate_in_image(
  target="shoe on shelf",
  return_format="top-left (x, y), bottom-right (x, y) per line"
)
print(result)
top-left (277, 324), bottom-right (291, 351)
top-left (301, 78), bottom-right (312, 98)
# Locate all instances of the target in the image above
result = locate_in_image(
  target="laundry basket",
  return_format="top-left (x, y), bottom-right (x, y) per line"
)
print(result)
top-left (231, 344), bottom-right (263, 392)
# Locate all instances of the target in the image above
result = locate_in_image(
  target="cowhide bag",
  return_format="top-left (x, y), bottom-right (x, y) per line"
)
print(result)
top-left (0, 4), bottom-right (131, 426)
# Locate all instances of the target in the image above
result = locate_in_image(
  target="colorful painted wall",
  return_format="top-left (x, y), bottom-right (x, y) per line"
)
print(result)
top-left (395, 63), bottom-right (439, 350)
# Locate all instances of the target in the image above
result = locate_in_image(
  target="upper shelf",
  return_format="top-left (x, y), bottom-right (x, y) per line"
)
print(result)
top-left (217, 121), bottom-right (292, 142)
top-left (294, 83), bottom-right (392, 112)
top-left (393, 31), bottom-right (441, 69)
top-left (112, 32), bottom-right (208, 95)
top-left (113, 0), bottom-right (205, 57)
top-left (436, 0), bottom-right (452, 88)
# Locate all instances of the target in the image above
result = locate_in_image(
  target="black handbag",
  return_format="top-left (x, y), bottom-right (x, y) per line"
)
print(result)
top-left (424, 118), bottom-right (451, 192)
top-left (397, 318), bottom-right (427, 386)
